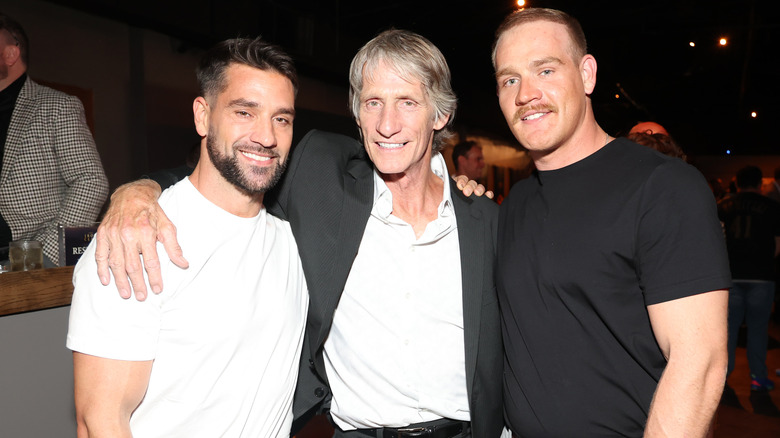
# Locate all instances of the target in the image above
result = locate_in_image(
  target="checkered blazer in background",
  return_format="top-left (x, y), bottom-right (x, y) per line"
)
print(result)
top-left (0, 78), bottom-right (109, 263)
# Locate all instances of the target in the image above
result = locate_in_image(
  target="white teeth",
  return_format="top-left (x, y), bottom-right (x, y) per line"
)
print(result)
top-left (523, 112), bottom-right (545, 121)
top-left (241, 151), bottom-right (271, 161)
top-left (378, 142), bottom-right (404, 149)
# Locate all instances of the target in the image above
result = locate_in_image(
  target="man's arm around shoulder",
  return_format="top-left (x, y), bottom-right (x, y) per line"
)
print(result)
top-left (73, 352), bottom-right (152, 438)
top-left (645, 289), bottom-right (728, 437)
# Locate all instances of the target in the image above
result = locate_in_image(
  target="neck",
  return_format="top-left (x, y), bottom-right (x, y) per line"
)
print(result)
top-left (532, 107), bottom-right (611, 171)
top-left (382, 157), bottom-right (443, 239)
top-left (0, 68), bottom-right (25, 92)
top-left (188, 150), bottom-right (264, 218)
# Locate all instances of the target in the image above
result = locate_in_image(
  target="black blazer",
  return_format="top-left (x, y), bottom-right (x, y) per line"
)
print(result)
top-left (267, 130), bottom-right (503, 438)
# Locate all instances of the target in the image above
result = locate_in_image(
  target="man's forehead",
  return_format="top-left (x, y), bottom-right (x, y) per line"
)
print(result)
top-left (497, 21), bottom-right (572, 57)
top-left (362, 61), bottom-right (425, 91)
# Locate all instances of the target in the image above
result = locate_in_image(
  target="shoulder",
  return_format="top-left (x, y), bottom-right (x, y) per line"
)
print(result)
top-left (450, 181), bottom-right (499, 223)
top-left (22, 79), bottom-right (83, 111)
top-left (297, 129), bottom-right (362, 151)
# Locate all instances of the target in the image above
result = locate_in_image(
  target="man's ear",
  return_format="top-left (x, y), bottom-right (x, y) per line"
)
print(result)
top-left (434, 112), bottom-right (451, 131)
top-left (193, 97), bottom-right (209, 137)
top-left (1, 44), bottom-right (20, 67)
top-left (580, 54), bottom-right (597, 95)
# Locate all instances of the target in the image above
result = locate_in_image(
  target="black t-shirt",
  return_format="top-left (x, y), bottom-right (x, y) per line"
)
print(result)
top-left (497, 138), bottom-right (731, 437)
top-left (718, 192), bottom-right (780, 280)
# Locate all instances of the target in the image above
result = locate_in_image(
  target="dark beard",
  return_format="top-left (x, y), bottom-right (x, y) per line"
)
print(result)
top-left (206, 134), bottom-right (287, 196)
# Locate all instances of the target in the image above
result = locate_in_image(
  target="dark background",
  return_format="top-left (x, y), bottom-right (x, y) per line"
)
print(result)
top-left (48, 0), bottom-right (778, 157)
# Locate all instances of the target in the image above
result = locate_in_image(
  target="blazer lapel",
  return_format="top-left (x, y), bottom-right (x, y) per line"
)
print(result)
top-left (313, 157), bottom-right (374, 348)
top-left (451, 185), bottom-right (485, 397)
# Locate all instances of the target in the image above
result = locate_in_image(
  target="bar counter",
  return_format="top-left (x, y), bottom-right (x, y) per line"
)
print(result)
top-left (0, 266), bottom-right (75, 317)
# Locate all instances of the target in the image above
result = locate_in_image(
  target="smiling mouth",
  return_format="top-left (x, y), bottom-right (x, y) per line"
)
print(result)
top-left (377, 142), bottom-right (406, 149)
top-left (240, 150), bottom-right (273, 162)
top-left (523, 112), bottom-right (547, 121)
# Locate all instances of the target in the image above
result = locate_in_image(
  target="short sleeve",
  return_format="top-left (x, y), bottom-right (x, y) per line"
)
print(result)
top-left (66, 240), bottom-right (169, 361)
top-left (635, 160), bottom-right (731, 305)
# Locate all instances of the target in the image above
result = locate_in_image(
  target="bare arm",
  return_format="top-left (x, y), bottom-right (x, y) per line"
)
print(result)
top-left (94, 179), bottom-right (188, 301)
top-left (644, 290), bottom-right (728, 438)
top-left (73, 352), bottom-right (153, 438)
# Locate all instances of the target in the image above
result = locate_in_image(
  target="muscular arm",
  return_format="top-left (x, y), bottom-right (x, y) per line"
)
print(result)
top-left (94, 179), bottom-right (187, 300)
top-left (644, 290), bottom-right (728, 438)
top-left (73, 352), bottom-right (153, 438)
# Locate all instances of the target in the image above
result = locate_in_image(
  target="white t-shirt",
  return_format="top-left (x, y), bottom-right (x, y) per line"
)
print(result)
top-left (67, 178), bottom-right (308, 438)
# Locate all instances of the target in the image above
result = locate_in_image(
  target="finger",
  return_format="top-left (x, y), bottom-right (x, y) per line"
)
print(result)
top-left (119, 227), bottom-right (149, 301)
top-left (158, 217), bottom-right (189, 271)
top-left (454, 175), bottom-right (468, 189)
top-left (462, 184), bottom-right (474, 196)
top-left (139, 238), bottom-right (164, 295)
top-left (474, 185), bottom-right (486, 196)
top-left (106, 244), bottom-right (133, 300)
top-left (94, 229), bottom-right (112, 286)
top-left (486, 190), bottom-right (495, 200)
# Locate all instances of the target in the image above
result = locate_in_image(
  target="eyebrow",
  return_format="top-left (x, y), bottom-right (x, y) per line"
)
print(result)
top-left (531, 56), bottom-right (565, 68)
top-left (227, 98), bottom-right (258, 108)
top-left (495, 56), bottom-right (567, 79)
top-left (227, 98), bottom-right (295, 117)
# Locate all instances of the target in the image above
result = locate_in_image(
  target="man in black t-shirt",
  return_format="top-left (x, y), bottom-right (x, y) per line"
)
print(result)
top-left (492, 8), bottom-right (731, 437)
top-left (718, 165), bottom-right (780, 391)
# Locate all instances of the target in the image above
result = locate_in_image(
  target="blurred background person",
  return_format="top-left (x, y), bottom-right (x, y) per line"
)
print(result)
top-left (718, 165), bottom-right (780, 392)
top-left (763, 167), bottom-right (780, 203)
top-left (451, 139), bottom-right (485, 182)
top-left (0, 12), bottom-right (108, 264)
top-left (629, 120), bottom-right (669, 136)
top-left (626, 132), bottom-right (687, 161)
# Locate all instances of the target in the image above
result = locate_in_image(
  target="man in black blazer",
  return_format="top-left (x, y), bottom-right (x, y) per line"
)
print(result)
top-left (95, 30), bottom-right (502, 438)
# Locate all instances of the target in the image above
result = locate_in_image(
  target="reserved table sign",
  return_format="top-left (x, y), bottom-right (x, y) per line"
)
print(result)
top-left (58, 223), bottom-right (99, 266)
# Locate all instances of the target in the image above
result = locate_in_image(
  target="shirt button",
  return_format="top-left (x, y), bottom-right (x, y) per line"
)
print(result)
top-left (314, 387), bottom-right (325, 398)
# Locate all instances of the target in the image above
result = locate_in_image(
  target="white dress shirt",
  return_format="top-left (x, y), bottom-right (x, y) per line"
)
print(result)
top-left (324, 153), bottom-right (468, 430)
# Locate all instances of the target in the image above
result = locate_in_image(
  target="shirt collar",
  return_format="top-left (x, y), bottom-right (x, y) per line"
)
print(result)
top-left (372, 152), bottom-right (455, 220)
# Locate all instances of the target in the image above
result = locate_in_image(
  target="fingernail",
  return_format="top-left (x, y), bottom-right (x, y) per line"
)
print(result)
top-left (152, 285), bottom-right (161, 293)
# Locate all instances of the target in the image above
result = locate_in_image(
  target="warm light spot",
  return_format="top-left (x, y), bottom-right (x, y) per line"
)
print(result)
top-left (719, 37), bottom-right (728, 46)
top-left (689, 41), bottom-right (695, 47)
top-left (615, 94), bottom-right (620, 99)
top-left (751, 111), bottom-right (757, 118)
top-left (517, 0), bottom-right (526, 7)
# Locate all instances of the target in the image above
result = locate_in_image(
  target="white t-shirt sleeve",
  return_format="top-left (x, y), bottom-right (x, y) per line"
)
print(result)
top-left (66, 239), bottom-right (172, 361)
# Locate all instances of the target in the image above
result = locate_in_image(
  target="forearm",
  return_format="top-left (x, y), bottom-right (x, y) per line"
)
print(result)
top-left (40, 174), bottom-right (110, 262)
top-left (644, 351), bottom-right (727, 437)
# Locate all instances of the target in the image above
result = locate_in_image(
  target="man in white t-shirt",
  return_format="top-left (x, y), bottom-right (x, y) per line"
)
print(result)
top-left (66, 37), bottom-right (307, 438)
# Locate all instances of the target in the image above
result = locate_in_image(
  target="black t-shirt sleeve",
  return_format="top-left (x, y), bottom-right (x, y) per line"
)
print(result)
top-left (635, 160), bottom-right (731, 305)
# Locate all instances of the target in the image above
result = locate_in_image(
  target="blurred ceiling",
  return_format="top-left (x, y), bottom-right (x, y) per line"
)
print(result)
top-left (48, 0), bottom-right (779, 156)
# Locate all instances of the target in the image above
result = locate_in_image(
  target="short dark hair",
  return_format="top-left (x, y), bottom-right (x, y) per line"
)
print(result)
top-left (0, 12), bottom-right (29, 66)
top-left (452, 140), bottom-right (478, 171)
top-left (197, 37), bottom-right (298, 102)
top-left (736, 166), bottom-right (762, 190)
top-left (492, 8), bottom-right (587, 69)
